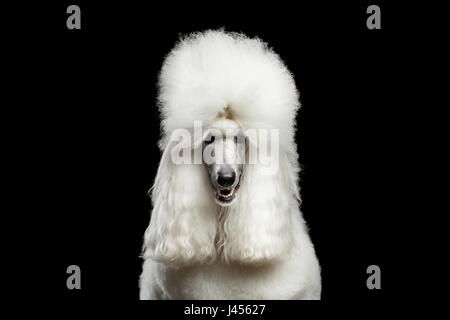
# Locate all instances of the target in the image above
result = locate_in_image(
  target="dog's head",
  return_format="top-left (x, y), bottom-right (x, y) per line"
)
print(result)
top-left (202, 119), bottom-right (246, 206)
top-left (143, 116), bottom-right (296, 267)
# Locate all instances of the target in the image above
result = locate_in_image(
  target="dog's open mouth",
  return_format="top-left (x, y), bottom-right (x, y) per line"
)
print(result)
top-left (217, 188), bottom-right (235, 203)
top-left (215, 182), bottom-right (240, 205)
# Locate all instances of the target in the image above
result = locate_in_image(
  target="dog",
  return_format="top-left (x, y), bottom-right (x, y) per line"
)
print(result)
top-left (139, 30), bottom-right (321, 299)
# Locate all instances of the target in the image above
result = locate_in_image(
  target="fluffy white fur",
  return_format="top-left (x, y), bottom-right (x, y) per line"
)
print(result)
top-left (140, 30), bottom-right (321, 299)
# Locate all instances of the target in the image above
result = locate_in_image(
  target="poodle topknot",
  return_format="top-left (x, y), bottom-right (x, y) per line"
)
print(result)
top-left (140, 30), bottom-right (321, 300)
top-left (158, 30), bottom-right (299, 153)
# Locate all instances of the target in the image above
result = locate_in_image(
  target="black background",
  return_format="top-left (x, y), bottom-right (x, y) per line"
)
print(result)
top-left (8, 0), bottom-right (421, 312)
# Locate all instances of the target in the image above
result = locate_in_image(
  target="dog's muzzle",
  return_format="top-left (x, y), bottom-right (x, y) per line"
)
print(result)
top-left (215, 171), bottom-right (240, 205)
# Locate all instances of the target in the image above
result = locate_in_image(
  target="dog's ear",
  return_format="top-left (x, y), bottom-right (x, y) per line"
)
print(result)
top-left (219, 154), bottom-right (297, 265)
top-left (142, 136), bottom-right (217, 267)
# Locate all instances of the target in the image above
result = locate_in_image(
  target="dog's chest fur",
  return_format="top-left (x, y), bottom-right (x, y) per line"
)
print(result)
top-left (141, 234), bottom-right (321, 300)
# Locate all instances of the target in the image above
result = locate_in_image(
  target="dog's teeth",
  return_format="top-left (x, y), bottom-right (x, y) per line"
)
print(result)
top-left (218, 188), bottom-right (234, 199)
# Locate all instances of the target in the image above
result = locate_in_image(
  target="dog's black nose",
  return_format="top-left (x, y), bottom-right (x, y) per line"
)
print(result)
top-left (217, 171), bottom-right (236, 187)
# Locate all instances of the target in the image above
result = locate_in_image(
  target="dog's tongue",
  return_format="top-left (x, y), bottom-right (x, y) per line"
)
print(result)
top-left (219, 189), bottom-right (233, 198)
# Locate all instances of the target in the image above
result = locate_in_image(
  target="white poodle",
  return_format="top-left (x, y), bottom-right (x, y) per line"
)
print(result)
top-left (139, 30), bottom-right (321, 300)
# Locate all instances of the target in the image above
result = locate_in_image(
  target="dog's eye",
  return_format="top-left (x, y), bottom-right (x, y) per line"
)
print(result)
top-left (234, 134), bottom-right (245, 144)
top-left (205, 135), bottom-right (215, 144)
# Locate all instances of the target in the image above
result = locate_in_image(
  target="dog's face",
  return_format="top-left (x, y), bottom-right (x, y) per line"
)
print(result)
top-left (202, 119), bottom-right (246, 206)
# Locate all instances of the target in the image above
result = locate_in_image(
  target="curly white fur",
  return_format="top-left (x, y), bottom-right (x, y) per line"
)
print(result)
top-left (140, 30), bottom-right (321, 299)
